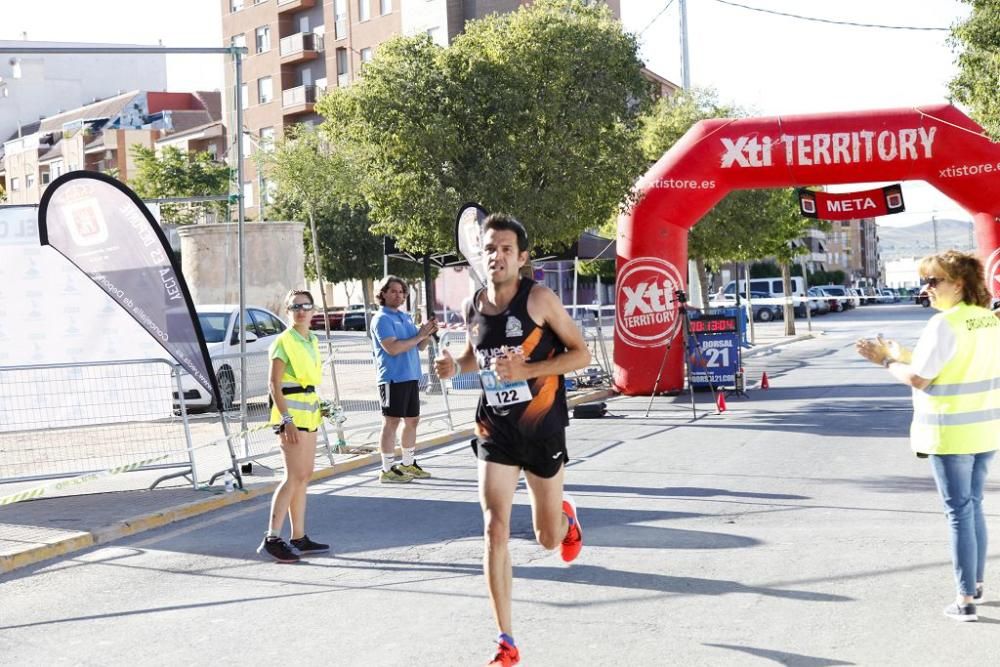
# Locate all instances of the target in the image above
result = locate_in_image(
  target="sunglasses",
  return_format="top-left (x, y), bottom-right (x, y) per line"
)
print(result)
top-left (922, 277), bottom-right (948, 288)
top-left (289, 303), bottom-right (315, 312)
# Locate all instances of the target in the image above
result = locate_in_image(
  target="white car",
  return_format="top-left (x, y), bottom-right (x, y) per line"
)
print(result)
top-left (174, 304), bottom-right (287, 411)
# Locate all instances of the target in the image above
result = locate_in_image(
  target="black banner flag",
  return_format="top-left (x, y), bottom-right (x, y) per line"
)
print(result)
top-left (38, 171), bottom-right (219, 403)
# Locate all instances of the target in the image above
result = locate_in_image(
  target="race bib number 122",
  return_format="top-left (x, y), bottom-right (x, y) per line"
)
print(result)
top-left (480, 369), bottom-right (531, 408)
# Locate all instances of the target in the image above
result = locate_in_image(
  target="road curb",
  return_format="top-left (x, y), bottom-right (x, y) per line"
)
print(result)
top-left (1, 389), bottom-right (611, 575)
top-left (742, 331), bottom-right (819, 358)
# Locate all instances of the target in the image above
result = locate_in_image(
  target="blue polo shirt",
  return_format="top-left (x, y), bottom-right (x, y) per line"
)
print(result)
top-left (371, 306), bottom-right (422, 383)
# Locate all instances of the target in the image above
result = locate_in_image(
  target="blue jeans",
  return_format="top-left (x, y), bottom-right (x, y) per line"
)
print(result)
top-left (929, 451), bottom-right (995, 597)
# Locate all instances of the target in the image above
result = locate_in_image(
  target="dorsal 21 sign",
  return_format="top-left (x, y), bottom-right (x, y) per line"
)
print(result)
top-left (797, 185), bottom-right (904, 220)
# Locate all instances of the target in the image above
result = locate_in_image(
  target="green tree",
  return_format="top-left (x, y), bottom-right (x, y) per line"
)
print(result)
top-left (949, 0), bottom-right (1000, 139)
top-left (128, 146), bottom-right (231, 225)
top-left (317, 0), bottom-right (652, 256)
top-left (266, 125), bottom-right (424, 320)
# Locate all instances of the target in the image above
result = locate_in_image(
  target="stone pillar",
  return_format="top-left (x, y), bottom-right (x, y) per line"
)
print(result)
top-left (177, 222), bottom-right (306, 315)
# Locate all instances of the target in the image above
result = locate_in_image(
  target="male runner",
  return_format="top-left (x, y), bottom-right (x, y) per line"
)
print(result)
top-left (435, 213), bottom-right (590, 666)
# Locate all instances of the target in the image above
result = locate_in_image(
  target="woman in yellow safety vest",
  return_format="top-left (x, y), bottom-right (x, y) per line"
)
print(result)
top-left (857, 250), bottom-right (1000, 622)
top-left (256, 289), bottom-right (329, 563)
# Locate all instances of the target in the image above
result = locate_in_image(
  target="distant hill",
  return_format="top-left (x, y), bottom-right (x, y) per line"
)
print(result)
top-left (878, 218), bottom-right (975, 260)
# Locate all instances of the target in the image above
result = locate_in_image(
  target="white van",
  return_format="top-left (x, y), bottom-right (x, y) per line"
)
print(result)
top-left (719, 277), bottom-right (807, 299)
top-left (718, 277), bottom-right (808, 315)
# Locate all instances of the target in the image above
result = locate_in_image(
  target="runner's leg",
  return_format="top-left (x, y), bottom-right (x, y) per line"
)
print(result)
top-left (524, 465), bottom-right (569, 550)
top-left (479, 458), bottom-right (522, 636)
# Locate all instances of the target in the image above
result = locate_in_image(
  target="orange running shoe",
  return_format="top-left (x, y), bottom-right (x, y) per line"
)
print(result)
top-left (560, 494), bottom-right (583, 563)
top-left (486, 639), bottom-right (520, 666)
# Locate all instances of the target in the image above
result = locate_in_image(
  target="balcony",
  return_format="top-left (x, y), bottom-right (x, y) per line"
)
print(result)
top-left (277, 0), bottom-right (316, 13)
top-left (282, 84), bottom-right (317, 115)
top-left (280, 32), bottom-right (322, 64)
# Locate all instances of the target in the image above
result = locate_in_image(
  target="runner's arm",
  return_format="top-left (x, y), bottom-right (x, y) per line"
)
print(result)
top-left (517, 285), bottom-right (590, 379)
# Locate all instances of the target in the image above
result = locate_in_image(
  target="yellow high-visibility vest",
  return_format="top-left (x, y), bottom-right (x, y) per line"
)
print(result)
top-left (269, 328), bottom-right (323, 430)
top-left (911, 302), bottom-right (1000, 455)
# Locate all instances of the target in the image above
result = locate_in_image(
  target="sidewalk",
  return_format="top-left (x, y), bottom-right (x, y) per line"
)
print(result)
top-left (0, 322), bottom-right (815, 575)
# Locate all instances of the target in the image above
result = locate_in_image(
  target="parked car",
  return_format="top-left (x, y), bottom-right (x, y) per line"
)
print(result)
top-left (311, 304), bottom-right (368, 331)
top-left (710, 291), bottom-right (784, 322)
top-left (174, 304), bottom-right (287, 411)
top-left (807, 287), bottom-right (831, 314)
top-left (718, 276), bottom-right (808, 317)
top-left (876, 288), bottom-right (897, 303)
top-left (342, 308), bottom-right (378, 331)
top-left (813, 285), bottom-right (853, 310)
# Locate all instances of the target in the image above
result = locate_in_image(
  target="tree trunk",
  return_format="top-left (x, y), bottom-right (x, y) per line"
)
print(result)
top-left (781, 262), bottom-right (796, 336)
top-left (361, 277), bottom-right (374, 337)
top-left (695, 257), bottom-right (711, 310)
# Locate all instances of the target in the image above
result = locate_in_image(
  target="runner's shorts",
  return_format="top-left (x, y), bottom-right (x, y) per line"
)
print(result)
top-left (379, 380), bottom-right (420, 418)
top-left (472, 430), bottom-right (568, 479)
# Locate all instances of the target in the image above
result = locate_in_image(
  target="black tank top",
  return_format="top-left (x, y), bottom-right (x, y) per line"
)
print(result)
top-left (467, 278), bottom-right (569, 443)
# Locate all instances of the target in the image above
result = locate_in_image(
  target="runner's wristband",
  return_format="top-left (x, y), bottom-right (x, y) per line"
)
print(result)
top-left (281, 414), bottom-right (294, 425)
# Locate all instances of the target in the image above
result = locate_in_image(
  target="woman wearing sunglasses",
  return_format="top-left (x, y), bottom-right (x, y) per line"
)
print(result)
top-left (856, 250), bottom-right (1000, 621)
top-left (257, 289), bottom-right (329, 563)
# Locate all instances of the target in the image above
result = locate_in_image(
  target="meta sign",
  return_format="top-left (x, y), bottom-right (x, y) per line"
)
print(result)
top-left (798, 185), bottom-right (905, 221)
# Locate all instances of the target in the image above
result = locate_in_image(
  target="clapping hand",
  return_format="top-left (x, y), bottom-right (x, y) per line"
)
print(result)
top-left (419, 317), bottom-right (439, 340)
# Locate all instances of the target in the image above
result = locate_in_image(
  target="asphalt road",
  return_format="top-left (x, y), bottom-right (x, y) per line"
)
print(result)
top-left (3, 302), bottom-right (999, 666)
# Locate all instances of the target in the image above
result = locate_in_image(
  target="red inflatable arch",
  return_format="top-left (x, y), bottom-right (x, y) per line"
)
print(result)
top-left (615, 104), bottom-right (1000, 395)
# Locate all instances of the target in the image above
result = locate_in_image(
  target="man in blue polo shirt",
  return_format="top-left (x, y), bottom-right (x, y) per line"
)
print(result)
top-left (371, 275), bottom-right (438, 482)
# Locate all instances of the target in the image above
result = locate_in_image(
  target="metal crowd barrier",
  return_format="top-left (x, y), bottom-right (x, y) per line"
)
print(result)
top-left (0, 326), bottom-right (611, 500)
top-left (0, 358), bottom-right (200, 488)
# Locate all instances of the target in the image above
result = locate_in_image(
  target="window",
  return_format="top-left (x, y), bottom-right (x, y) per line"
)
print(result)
top-left (243, 181), bottom-right (254, 208)
top-left (336, 48), bottom-right (349, 86)
top-left (257, 76), bottom-right (273, 104)
top-left (10, 177), bottom-right (19, 191)
top-left (51, 161), bottom-right (62, 178)
top-left (334, 0), bottom-right (348, 39)
top-left (240, 84), bottom-right (249, 109)
top-left (358, 0), bottom-right (370, 21)
top-left (380, 0), bottom-right (391, 15)
top-left (230, 0), bottom-right (244, 12)
top-left (260, 126), bottom-right (276, 151)
top-left (230, 312), bottom-right (260, 345)
top-left (255, 26), bottom-right (271, 53)
top-left (231, 34), bottom-right (247, 50)
top-left (250, 309), bottom-right (283, 337)
top-left (360, 47), bottom-right (373, 67)
top-left (25, 174), bottom-right (35, 189)
top-left (426, 26), bottom-right (441, 43)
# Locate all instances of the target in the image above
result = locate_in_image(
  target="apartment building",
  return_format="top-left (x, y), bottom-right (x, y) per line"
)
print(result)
top-left (220, 0), bottom-right (658, 220)
top-left (0, 40), bottom-right (168, 148)
top-left (1, 91), bottom-right (223, 205)
top-left (825, 218), bottom-right (881, 285)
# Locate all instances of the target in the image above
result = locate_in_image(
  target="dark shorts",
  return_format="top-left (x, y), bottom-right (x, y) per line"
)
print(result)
top-left (379, 380), bottom-right (420, 418)
top-left (472, 430), bottom-right (568, 479)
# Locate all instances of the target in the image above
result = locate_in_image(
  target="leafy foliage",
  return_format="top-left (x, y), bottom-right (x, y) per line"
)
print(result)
top-left (317, 0), bottom-right (652, 256)
top-left (949, 0), bottom-right (1000, 139)
top-left (265, 125), bottom-right (423, 284)
top-left (128, 146), bottom-right (231, 225)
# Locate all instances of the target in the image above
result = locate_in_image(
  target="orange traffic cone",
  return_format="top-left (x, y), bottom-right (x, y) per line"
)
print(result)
top-left (716, 392), bottom-right (727, 413)
top-left (760, 371), bottom-right (770, 389)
